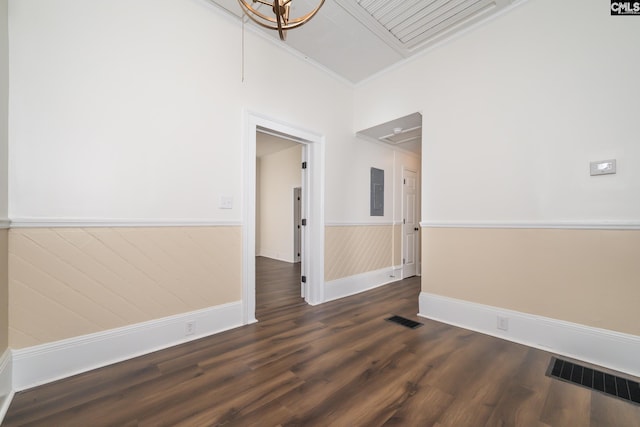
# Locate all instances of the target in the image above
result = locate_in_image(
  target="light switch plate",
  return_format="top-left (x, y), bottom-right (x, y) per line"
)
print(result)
top-left (590, 159), bottom-right (616, 176)
top-left (219, 195), bottom-right (233, 209)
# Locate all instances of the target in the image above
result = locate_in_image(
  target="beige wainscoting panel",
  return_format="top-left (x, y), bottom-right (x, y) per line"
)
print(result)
top-left (325, 225), bottom-right (393, 282)
top-left (9, 226), bottom-right (241, 349)
top-left (0, 228), bottom-right (7, 351)
top-left (393, 224), bottom-right (402, 267)
top-left (422, 227), bottom-right (640, 336)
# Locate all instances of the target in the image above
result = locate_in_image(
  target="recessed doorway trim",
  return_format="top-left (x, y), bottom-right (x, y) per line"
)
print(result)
top-left (242, 111), bottom-right (325, 324)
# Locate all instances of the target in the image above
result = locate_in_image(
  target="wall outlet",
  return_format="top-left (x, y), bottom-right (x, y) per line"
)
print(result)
top-left (497, 316), bottom-right (509, 331)
top-left (185, 321), bottom-right (196, 336)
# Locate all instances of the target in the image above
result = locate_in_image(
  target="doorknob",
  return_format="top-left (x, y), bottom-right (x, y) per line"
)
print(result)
top-left (414, 227), bottom-right (419, 231)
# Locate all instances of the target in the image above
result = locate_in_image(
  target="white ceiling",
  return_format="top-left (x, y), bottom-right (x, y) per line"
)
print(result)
top-left (208, 0), bottom-right (522, 84)
top-left (357, 112), bottom-right (423, 154)
top-left (210, 0), bottom-right (524, 155)
top-left (256, 130), bottom-right (300, 158)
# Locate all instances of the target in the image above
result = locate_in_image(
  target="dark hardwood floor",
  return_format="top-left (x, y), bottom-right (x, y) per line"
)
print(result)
top-left (255, 256), bottom-right (304, 321)
top-left (4, 257), bottom-right (640, 426)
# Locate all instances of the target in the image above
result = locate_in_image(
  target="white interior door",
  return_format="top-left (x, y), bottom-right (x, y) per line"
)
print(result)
top-left (403, 169), bottom-right (418, 278)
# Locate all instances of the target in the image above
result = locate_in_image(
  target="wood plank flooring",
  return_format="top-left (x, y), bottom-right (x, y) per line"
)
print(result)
top-left (4, 256), bottom-right (640, 426)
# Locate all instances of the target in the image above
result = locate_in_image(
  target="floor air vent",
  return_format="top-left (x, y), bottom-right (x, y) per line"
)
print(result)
top-left (547, 357), bottom-right (640, 406)
top-left (385, 315), bottom-right (423, 329)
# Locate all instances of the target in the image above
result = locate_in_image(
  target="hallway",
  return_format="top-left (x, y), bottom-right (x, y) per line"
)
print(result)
top-left (255, 256), bottom-right (304, 321)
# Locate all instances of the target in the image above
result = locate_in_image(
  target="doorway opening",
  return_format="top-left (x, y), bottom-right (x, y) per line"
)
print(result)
top-left (242, 112), bottom-right (325, 325)
top-left (354, 112), bottom-right (422, 281)
top-left (255, 132), bottom-right (303, 317)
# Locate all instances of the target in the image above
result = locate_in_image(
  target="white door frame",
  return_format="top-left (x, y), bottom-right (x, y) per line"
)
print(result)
top-left (293, 186), bottom-right (302, 265)
top-left (242, 111), bottom-right (325, 324)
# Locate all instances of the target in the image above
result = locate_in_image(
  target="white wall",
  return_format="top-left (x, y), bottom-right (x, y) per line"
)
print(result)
top-left (7, 0), bottom-right (365, 224)
top-left (354, 0), bottom-right (640, 224)
top-left (257, 144), bottom-right (301, 262)
top-left (7, 0), bottom-right (419, 228)
top-left (0, 1), bottom-right (9, 416)
top-left (327, 138), bottom-right (399, 224)
top-left (0, 0), bottom-right (8, 219)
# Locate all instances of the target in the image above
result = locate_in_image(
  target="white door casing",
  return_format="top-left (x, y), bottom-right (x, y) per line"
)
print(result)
top-left (243, 111), bottom-right (325, 324)
top-left (293, 186), bottom-right (302, 265)
top-left (299, 146), bottom-right (308, 299)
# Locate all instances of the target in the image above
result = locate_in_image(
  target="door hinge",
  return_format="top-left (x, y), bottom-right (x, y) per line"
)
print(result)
top-left (302, 161), bottom-right (307, 169)
top-left (297, 252), bottom-right (300, 257)
top-left (301, 219), bottom-right (307, 226)
top-left (403, 178), bottom-right (406, 184)
top-left (301, 275), bottom-right (307, 283)
top-left (403, 218), bottom-right (406, 224)
top-left (403, 258), bottom-right (406, 265)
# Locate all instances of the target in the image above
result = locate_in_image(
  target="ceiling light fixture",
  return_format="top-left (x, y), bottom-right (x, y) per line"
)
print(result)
top-left (237, 0), bottom-right (325, 41)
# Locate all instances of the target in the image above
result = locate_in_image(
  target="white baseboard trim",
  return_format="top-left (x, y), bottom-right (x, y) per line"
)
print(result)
top-left (324, 266), bottom-right (401, 303)
top-left (418, 292), bottom-right (640, 378)
top-left (12, 301), bottom-right (243, 391)
top-left (0, 349), bottom-right (13, 424)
